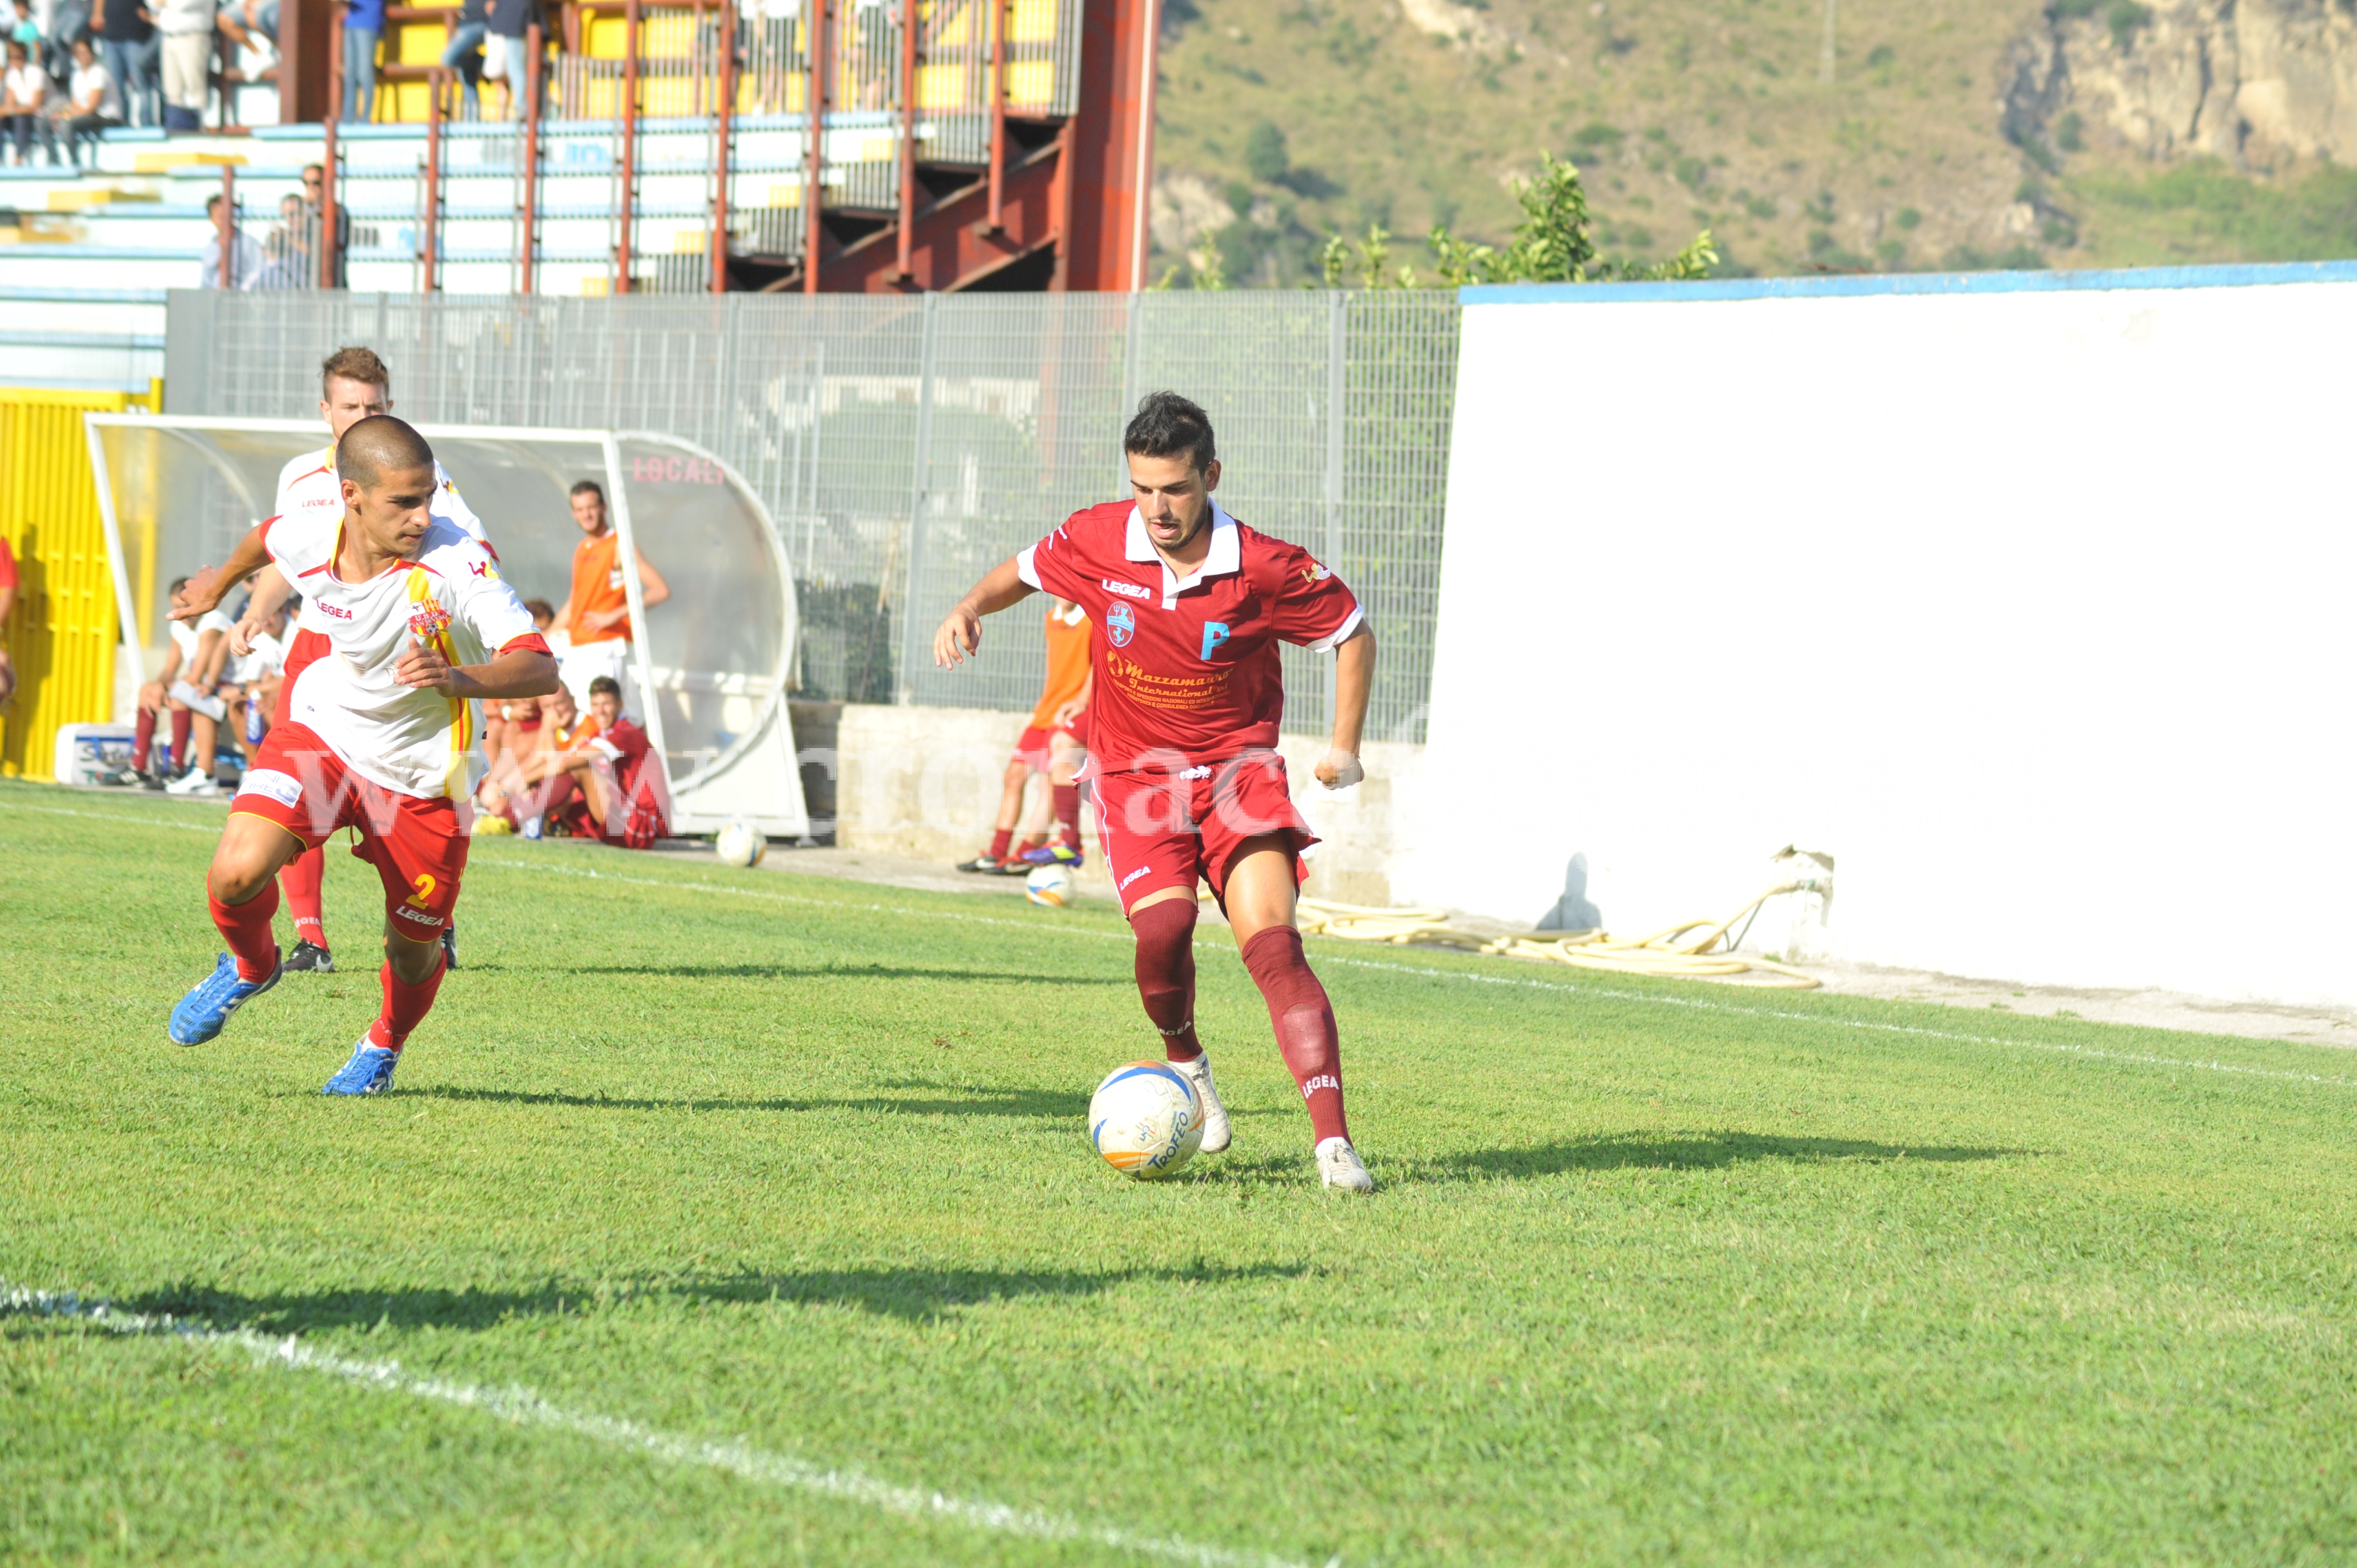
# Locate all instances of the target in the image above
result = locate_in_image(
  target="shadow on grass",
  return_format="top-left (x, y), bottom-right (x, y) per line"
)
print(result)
top-left (1439, 1130), bottom-right (2026, 1181)
top-left (409, 1084), bottom-right (1090, 1118)
top-left (116, 1260), bottom-right (1307, 1332)
top-left (558, 963), bottom-right (1123, 986)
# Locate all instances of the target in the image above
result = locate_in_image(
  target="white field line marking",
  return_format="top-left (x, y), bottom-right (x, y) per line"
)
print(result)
top-left (11, 797), bottom-right (2339, 1094)
top-left (472, 857), bottom-right (2357, 1094)
top-left (3, 801), bottom-right (220, 833)
top-left (3, 1283), bottom-right (1318, 1568)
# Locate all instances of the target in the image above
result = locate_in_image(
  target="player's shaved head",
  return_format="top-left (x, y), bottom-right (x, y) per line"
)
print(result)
top-left (337, 415), bottom-right (435, 490)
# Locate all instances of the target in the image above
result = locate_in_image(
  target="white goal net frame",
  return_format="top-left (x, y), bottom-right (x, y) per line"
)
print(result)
top-left (83, 412), bottom-right (811, 839)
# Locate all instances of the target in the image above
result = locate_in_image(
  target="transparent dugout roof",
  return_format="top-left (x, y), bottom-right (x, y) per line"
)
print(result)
top-left (86, 416), bottom-right (799, 804)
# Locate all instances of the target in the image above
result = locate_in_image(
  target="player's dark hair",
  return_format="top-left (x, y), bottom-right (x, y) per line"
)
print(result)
top-left (1123, 392), bottom-right (1217, 474)
top-left (320, 345), bottom-right (390, 395)
top-left (588, 675), bottom-right (622, 699)
top-left (522, 597), bottom-right (555, 622)
top-left (338, 415), bottom-right (435, 489)
top-left (570, 479), bottom-right (606, 502)
top-left (167, 575), bottom-right (190, 596)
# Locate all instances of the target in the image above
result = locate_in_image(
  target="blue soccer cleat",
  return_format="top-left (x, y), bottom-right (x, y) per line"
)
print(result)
top-left (322, 1040), bottom-right (402, 1096)
top-left (168, 952), bottom-right (281, 1046)
top-left (1022, 840), bottom-right (1084, 869)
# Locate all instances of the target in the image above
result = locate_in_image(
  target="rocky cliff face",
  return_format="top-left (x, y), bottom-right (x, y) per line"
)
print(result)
top-left (2009, 0), bottom-right (2357, 167)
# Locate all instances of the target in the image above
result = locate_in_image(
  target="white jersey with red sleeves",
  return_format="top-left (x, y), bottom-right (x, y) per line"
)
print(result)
top-left (272, 447), bottom-right (487, 638)
top-left (265, 511), bottom-right (539, 800)
top-left (1015, 499), bottom-right (1363, 772)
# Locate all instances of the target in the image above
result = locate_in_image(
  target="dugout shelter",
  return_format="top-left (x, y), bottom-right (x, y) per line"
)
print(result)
top-left (82, 414), bottom-right (811, 840)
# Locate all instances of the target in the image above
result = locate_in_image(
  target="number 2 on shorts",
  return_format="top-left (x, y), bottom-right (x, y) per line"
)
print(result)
top-left (406, 873), bottom-right (438, 909)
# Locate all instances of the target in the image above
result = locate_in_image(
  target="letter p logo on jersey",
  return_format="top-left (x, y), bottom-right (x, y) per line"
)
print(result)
top-left (1199, 621), bottom-right (1231, 662)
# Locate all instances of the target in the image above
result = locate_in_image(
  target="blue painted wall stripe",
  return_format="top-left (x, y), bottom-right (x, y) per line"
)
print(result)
top-left (1459, 259), bottom-right (2357, 304)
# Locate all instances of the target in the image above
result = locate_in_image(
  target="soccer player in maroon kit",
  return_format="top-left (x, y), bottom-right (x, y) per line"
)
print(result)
top-left (934, 393), bottom-right (1379, 1192)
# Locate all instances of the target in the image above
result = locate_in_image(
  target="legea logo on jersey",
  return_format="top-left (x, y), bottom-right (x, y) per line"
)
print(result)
top-left (1200, 621), bottom-right (1231, 662)
top-left (1102, 577), bottom-right (1151, 600)
top-left (320, 602), bottom-right (354, 620)
top-left (1106, 602), bottom-right (1136, 647)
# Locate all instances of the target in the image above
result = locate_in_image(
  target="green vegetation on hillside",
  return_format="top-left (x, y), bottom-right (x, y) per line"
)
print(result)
top-left (1149, 0), bottom-right (2357, 285)
top-left (12, 786), bottom-right (2357, 1561)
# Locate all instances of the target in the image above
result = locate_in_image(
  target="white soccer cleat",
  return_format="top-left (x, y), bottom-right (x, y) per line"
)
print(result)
top-left (1316, 1137), bottom-right (1374, 1194)
top-left (1174, 1053), bottom-right (1232, 1154)
top-left (165, 767), bottom-right (221, 797)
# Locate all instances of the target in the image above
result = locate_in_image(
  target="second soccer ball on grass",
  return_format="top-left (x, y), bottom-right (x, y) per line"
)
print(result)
top-left (715, 820), bottom-right (766, 868)
top-left (1088, 1060), bottom-right (1205, 1179)
top-left (1025, 864), bottom-right (1075, 906)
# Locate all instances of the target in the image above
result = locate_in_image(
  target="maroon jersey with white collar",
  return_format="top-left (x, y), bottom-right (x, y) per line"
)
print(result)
top-left (1015, 500), bottom-right (1363, 772)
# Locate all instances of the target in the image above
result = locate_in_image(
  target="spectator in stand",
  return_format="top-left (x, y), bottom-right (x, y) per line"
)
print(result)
top-left (7, 0), bottom-right (38, 48)
top-left (551, 478), bottom-right (667, 718)
top-left (255, 190), bottom-right (308, 286)
top-left (153, 0), bottom-right (209, 130)
top-left (40, 0), bottom-right (88, 83)
top-left (199, 189), bottom-right (264, 286)
top-left (483, 0), bottom-right (534, 117)
top-left (297, 162), bottom-right (346, 283)
top-left (341, 0), bottom-right (377, 121)
top-left (212, 0), bottom-right (272, 53)
top-left (439, 0), bottom-right (485, 115)
top-left (48, 34), bottom-right (119, 165)
top-left (3, 37), bottom-right (55, 165)
top-left (0, 534), bottom-right (17, 711)
top-left (96, 0), bottom-right (153, 127)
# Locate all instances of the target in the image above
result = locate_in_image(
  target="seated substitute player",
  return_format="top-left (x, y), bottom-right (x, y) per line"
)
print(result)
top-left (163, 416), bottom-right (557, 1096)
top-left (933, 392), bottom-right (1380, 1193)
top-left (233, 347), bottom-right (491, 975)
top-left (956, 596), bottom-right (1092, 874)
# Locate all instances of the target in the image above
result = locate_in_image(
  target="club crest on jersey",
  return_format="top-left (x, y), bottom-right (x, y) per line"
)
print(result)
top-left (406, 599), bottom-right (452, 639)
top-left (1106, 602), bottom-right (1136, 647)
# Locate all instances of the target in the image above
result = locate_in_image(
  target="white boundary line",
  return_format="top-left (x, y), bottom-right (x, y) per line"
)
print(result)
top-left (9, 796), bottom-right (2350, 1092)
top-left (2, 1283), bottom-right (1317, 1568)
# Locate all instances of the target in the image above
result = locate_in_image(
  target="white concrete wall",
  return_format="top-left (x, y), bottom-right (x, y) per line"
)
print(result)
top-left (832, 702), bottom-right (1422, 905)
top-left (1404, 271), bottom-right (2357, 1007)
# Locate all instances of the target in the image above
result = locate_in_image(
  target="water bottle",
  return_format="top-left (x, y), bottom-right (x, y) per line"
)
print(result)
top-left (521, 814), bottom-right (543, 840)
top-left (245, 696), bottom-right (265, 747)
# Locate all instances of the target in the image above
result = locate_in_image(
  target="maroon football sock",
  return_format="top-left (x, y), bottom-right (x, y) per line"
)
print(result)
top-left (1052, 783), bottom-right (1080, 845)
top-left (132, 708), bottom-right (157, 771)
top-left (168, 709), bottom-right (192, 770)
top-left (368, 953), bottom-right (446, 1053)
top-left (1129, 898), bottom-right (1203, 1063)
top-left (208, 877), bottom-right (282, 982)
top-left (1240, 925), bottom-right (1349, 1146)
top-left (987, 827), bottom-right (1013, 861)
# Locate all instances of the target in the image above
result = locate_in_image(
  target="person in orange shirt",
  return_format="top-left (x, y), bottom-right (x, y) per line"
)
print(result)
top-left (956, 597), bottom-right (1091, 874)
top-left (549, 478), bottom-right (668, 718)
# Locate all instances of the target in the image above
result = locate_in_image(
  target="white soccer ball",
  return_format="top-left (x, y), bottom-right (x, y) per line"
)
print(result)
top-left (715, 820), bottom-right (766, 869)
top-left (1025, 864), bottom-right (1075, 907)
top-left (1088, 1061), bottom-right (1204, 1180)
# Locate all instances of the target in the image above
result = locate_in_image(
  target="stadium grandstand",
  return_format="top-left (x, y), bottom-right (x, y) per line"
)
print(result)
top-left (0, 0), bottom-right (1157, 391)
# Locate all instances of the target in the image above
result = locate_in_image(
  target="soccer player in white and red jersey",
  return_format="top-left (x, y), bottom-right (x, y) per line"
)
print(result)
top-left (933, 393), bottom-right (1380, 1193)
top-left (165, 416), bottom-right (557, 1096)
top-left (233, 346), bottom-right (490, 976)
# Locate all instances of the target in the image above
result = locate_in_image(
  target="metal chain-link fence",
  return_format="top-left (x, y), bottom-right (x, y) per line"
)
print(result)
top-left (163, 288), bottom-right (1458, 741)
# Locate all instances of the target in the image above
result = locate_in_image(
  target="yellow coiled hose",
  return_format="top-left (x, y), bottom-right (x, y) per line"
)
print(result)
top-left (1283, 882), bottom-right (1821, 989)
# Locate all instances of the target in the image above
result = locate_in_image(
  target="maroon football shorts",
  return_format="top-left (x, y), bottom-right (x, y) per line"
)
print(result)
top-left (1089, 749), bottom-right (1317, 916)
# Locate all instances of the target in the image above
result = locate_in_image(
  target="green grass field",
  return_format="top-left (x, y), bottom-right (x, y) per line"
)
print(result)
top-left (6, 778), bottom-right (2356, 1564)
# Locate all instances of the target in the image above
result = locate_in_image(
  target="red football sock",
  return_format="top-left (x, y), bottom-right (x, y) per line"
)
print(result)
top-left (1052, 783), bottom-right (1080, 845)
top-left (1240, 925), bottom-right (1349, 1146)
top-left (280, 845), bottom-right (327, 948)
top-left (168, 709), bottom-right (192, 770)
top-left (132, 708), bottom-right (157, 771)
top-left (1130, 898), bottom-right (1203, 1062)
top-left (987, 827), bottom-right (1013, 861)
top-left (367, 953), bottom-right (446, 1053)
top-left (208, 877), bottom-right (282, 982)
